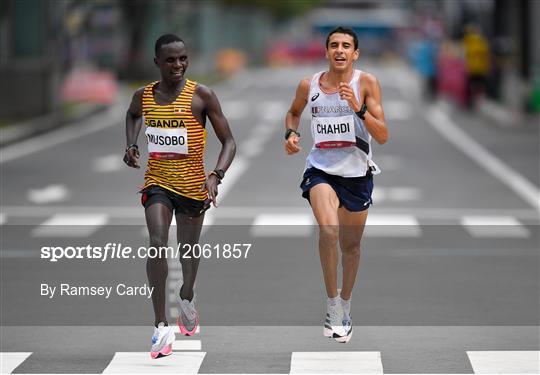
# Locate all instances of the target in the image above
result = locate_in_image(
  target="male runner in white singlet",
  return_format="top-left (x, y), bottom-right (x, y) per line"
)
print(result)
top-left (284, 27), bottom-right (388, 343)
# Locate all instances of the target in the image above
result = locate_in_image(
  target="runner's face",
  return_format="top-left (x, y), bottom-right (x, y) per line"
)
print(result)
top-left (155, 42), bottom-right (188, 83)
top-left (326, 33), bottom-right (358, 71)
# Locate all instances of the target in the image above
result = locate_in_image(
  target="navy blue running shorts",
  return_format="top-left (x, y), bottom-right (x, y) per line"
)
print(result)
top-left (300, 167), bottom-right (373, 212)
top-left (141, 185), bottom-right (208, 217)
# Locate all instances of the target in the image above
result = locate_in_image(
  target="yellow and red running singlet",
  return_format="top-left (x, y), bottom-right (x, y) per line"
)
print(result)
top-left (141, 80), bottom-right (207, 201)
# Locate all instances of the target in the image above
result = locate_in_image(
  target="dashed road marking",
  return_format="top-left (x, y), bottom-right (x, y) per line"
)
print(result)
top-left (365, 214), bottom-right (422, 237)
top-left (93, 154), bottom-right (124, 173)
top-left (172, 340), bottom-right (201, 351)
top-left (31, 213), bottom-right (108, 237)
top-left (461, 216), bottom-right (530, 238)
top-left (27, 184), bottom-right (70, 204)
top-left (221, 101), bottom-right (248, 120)
top-left (251, 213), bottom-right (315, 237)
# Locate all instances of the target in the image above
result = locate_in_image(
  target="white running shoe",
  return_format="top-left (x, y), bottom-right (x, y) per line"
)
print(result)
top-left (334, 316), bottom-right (353, 343)
top-left (323, 303), bottom-right (347, 338)
top-left (150, 323), bottom-right (175, 359)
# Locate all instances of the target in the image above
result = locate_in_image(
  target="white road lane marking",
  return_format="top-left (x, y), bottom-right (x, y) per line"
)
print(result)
top-left (103, 352), bottom-right (206, 373)
top-left (384, 100), bottom-right (413, 120)
top-left (0, 105), bottom-right (124, 164)
top-left (251, 213), bottom-right (315, 237)
top-left (260, 101), bottom-right (288, 121)
top-left (27, 184), bottom-right (70, 204)
top-left (467, 351), bottom-right (539, 374)
top-left (93, 154), bottom-right (124, 173)
top-left (0, 352), bottom-right (32, 374)
top-left (427, 105), bottom-right (540, 211)
top-left (221, 101), bottom-right (248, 120)
top-left (31, 213), bottom-right (108, 237)
top-left (4, 206), bottom-right (539, 220)
top-left (290, 351), bottom-right (383, 374)
top-left (365, 214), bottom-right (422, 237)
top-left (374, 154), bottom-right (402, 171)
top-left (462, 216), bottom-right (530, 238)
top-left (372, 187), bottom-right (422, 203)
top-left (172, 340), bottom-right (201, 351)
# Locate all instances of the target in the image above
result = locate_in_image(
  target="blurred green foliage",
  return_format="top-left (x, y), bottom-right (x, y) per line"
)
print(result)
top-left (221, 0), bottom-right (323, 18)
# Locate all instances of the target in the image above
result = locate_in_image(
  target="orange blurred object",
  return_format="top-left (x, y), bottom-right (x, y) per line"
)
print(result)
top-left (216, 49), bottom-right (247, 76)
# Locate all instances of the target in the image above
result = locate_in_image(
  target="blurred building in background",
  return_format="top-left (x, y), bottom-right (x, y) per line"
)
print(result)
top-left (0, 0), bottom-right (538, 121)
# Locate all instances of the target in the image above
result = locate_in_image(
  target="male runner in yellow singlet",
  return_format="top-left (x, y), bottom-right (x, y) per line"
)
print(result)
top-left (124, 34), bottom-right (235, 358)
top-left (284, 27), bottom-right (388, 343)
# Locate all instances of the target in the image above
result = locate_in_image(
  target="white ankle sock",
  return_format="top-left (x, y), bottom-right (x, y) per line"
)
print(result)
top-left (341, 297), bottom-right (351, 319)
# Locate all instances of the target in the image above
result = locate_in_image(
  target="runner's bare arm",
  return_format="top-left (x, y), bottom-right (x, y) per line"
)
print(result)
top-left (124, 87), bottom-right (145, 168)
top-left (198, 85), bottom-right (236, 207)
top-left (285, 77), bottom-right (310, 155)
top-left (362, 74), bottom-right (388, 145)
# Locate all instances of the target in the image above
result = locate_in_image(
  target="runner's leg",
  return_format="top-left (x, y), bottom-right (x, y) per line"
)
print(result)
top-left (145, 203), bottom-right (173, 326)
top-left (337, 208), bottom-right (368, 300)
top-left (176, 212), bottom-right (205, 301)
top-left (309, 183), bottom-right (340, 298)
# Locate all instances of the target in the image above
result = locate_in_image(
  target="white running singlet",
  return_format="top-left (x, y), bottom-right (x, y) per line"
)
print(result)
top-left (306, 69), bottom-right (380, 177)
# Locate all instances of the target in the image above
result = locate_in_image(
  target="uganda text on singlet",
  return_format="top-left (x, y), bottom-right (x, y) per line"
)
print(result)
top-left (307, 69), bottom-right (380, 177)
top-left (141, 80), bottom-right (207, 201)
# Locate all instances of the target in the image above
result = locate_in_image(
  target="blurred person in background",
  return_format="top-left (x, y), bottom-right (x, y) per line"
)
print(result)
top-left (123, 34), bottom-right (236, 359)
top-left (284, 26), bottom-right (388, 343)
top-left (462, 24), bottom-right (491, 108)
top-left (408, 32), bottom-right (439, 101)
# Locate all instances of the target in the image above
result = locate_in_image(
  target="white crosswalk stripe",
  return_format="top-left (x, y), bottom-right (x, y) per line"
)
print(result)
top-left (0, 352), bottom-right (32, 374)
top-left (467, 351), bottom-right (539, 374)
top-left (290, 351), bottom-right (384, 374)
top-left (31, 213), bottom-right (108, 237)
top-left (103, 352), bottom-right (206, 373)
top-left (462, 216), bottom-right (530, 238)
top-left (251, 213), bottom-right (315, 237)
top-left (3, 349), bottom-right (540, 373)
top-left (365, 214), bottom-right (422, 237)
top-left (3, 210), bottom-right (538, 240)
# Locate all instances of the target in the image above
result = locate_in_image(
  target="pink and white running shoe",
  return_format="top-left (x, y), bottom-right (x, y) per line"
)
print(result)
top-left (150, 323), bottom-right (175, 359)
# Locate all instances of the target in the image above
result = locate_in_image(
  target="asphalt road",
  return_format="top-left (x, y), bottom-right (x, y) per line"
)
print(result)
top-left (1, 61), bottom-right (539, 374)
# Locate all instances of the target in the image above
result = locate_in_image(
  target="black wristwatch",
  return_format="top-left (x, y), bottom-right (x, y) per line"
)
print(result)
top-left (211, 169), bottom-right (225, 180)
top-left (285, 128), bottom-right (300, 140)
top-left (126, 144), bottom-right (138, 152)
top-left (355, 104), bottom-right (367, 120)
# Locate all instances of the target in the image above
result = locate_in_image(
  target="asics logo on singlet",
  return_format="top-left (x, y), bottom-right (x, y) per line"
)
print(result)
top-left (311, 93), bottom-right (320, 101)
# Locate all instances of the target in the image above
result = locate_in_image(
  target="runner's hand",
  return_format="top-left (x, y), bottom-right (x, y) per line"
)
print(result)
top-left (285, 133), bottom-right (302, 155)
top-left (202, 174), bottom-right (220, 207)
top-left (338, 82), bottom-right (361, 112)
top-left (123, 148), bottom-right (141, 168)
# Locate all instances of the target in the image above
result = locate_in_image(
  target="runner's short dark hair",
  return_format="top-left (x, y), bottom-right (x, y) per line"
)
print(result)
top-left (155, 34), bottom-right (184, 57)
top-left (325, 26), bottom-right (358, 50)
